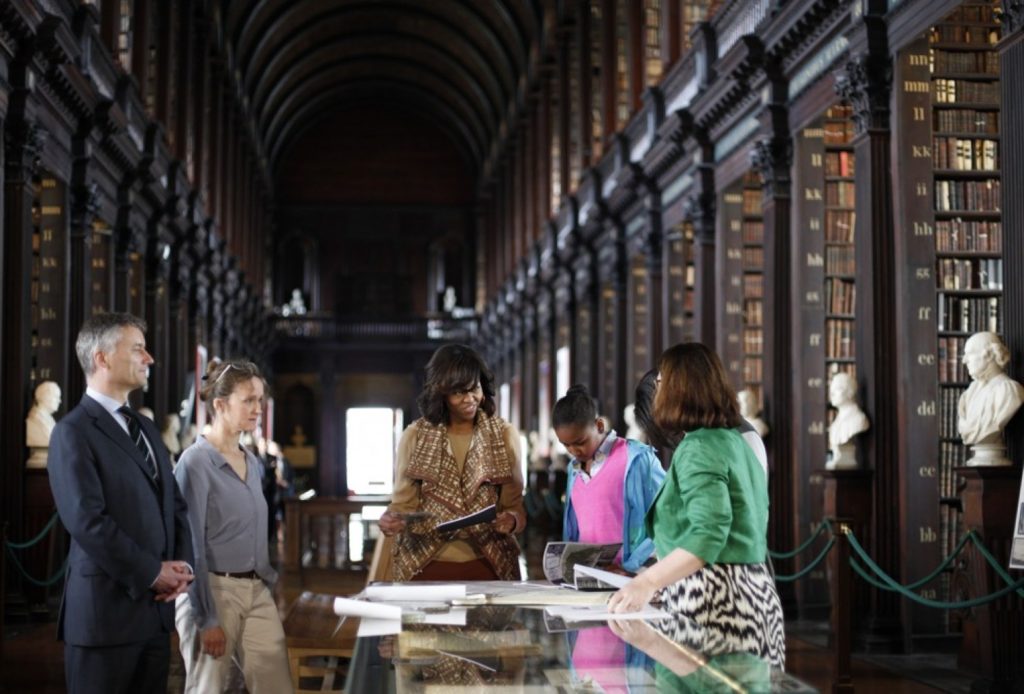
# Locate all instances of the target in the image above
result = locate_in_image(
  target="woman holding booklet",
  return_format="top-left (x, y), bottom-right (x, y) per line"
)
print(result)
top-left (607, 343), bottom-right (785, 668)
top-left (552, 384), bottom-right (665, 572)
top-left (378, 344), bottom-right (525, 581)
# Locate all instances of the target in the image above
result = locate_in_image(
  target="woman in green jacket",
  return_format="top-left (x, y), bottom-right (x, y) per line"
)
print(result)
top-left (608, 342), bottom-right (785, 668)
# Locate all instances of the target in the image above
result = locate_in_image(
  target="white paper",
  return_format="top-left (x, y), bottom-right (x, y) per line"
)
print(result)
top-left (333, 596), bottom-right (402, 620)
top-left (357, 618), bottom-right (402, 637)
top-left (574, 565), bottom-right (632, 589)
top-left (364, 584), bottom-right (467, 602)
top-left (544, 603), bottom-right (667, 622)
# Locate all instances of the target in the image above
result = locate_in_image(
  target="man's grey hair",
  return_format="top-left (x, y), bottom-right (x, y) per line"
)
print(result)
top-left (75, 312), bottom-right (147, 376)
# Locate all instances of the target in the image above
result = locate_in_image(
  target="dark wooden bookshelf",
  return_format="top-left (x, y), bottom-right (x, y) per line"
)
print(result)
top-left (665, 221), bottom-right (696, 347)
top-left (931, 1), bottom-right (1004, 597)
top-left (741, 171), bottom-right (764, 408)
top-left (718, 172), bottom-right (763, 403)
top-left (628, 254), bottom-right (650, 388)
top-left (30, 173), bottom-right (69, 395)
top-left (823, 105), bottom-right (857, 390)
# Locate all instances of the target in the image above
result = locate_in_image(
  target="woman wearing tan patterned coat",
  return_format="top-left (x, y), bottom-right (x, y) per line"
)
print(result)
top-left (379, 344), bottom-right (525, 581)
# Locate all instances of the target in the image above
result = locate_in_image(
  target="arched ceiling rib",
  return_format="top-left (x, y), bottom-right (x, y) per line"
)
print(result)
top-left (225, 0), bottom-right (540, 176)
top-left (255, 41), bottom-right (500, 148)
top-left (266, 66), bottom-right (490, 165)
top-left (274, 87), bottom-right (483, 175)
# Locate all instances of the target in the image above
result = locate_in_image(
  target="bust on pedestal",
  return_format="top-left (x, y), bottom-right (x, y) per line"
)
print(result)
top-left (623, 403), bottom-right (647, 443)
top-left (162, 414), bottom-right (182, 459)
top-left (26, 381), bottom-right (61, 468)
top-left (826, 372), bottom-right (869, 470)
top-left (738, 388), bottom-right (769, 438)
top-left (957, 331), bottom-right (1024, 466)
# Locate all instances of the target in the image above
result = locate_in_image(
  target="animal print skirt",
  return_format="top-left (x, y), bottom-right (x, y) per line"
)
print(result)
top-left (656, 562), bottom-right (786, 668)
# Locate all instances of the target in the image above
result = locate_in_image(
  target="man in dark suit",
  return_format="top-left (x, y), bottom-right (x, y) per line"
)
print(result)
top-left (48, 312), bottom-right (194, 694)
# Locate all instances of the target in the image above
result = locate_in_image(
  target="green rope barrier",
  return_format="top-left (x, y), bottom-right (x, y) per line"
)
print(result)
top-left (768, 519), bottom-right (832, 560)
top-left (847, 532), bottom-right (1024, 609)
top-left (774, 537), bottom-right (836, 582)
top-left (901, 532), bottom-right (978, 593)
top-left (4, 545), bottom-right (68, 587)
top-left (967, 532), bottom-right (1024, 600)
top-left (862, 529), bottom-right (975, 591)
top-left (4, 512), bottom-right (60, 550)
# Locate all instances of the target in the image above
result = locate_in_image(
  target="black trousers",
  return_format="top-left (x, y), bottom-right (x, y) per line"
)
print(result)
top-left (65, 632), bottom-right (170, 694)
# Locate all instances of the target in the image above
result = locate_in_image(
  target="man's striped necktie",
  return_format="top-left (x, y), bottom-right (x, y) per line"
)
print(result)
top-left (118, 406), bottom-right (158, 482)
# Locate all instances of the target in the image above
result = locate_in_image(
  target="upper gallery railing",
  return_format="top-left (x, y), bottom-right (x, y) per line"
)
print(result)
top-left (274, 314), bottom-right (478, 342)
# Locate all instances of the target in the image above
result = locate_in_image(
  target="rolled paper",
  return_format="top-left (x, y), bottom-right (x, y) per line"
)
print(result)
top-left (333, 597), bottom-right (402, 620)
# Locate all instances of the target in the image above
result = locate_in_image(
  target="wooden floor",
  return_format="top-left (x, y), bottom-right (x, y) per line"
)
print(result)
top-left (0, 534), bottom-right (967, 693)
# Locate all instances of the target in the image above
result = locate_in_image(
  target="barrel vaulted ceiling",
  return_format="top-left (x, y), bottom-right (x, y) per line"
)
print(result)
top-left (223, 0), bottom-right (544, 180)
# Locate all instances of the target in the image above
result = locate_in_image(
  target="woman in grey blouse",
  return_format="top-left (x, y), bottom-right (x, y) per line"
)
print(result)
top-left (173, 359), bottom-right (293, 693)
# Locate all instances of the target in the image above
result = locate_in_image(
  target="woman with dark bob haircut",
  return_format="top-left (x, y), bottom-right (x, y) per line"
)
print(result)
top-left (608, 343), bottom-right (784, 668)
top-left (378, 344), bottom-right (525, 581)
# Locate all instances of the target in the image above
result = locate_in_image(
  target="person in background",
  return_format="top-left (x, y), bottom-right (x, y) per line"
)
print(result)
top-left (268, 440), bottom-right (295, 542)
top-left (634, 368), bottom-right (767, 478)
top-left (255, 437), bottom-right (278, 543)
top-left (174, 359), bottom-right (293, 693)
top-left (608, 343), bottom-right (784, 668)
top-left (553, 384), bottom-right (665, 572)
top-left (378, 344), bottom-right (525, 581)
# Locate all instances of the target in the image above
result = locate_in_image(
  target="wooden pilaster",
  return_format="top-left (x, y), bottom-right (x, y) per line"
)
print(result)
top-left (751, 87), bottom-right (797, 612)
top-left (834, 8), bottom-right (902, 649)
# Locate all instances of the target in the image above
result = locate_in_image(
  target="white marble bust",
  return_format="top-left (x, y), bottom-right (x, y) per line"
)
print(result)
top-left (826, 372), bottom-right (869, 469)
top-left (179, 423), bottom-right (198, 450)
top-left (162, 414), bottom-right (182, 457)
top-left (623, 403), bottom-right (647, 443)
top-left (26, 380), bottom-right (61, 468)
top-left (738, 388), bottom-right (769, 438)
top-left (957, 332), bottom-right (1024, 465)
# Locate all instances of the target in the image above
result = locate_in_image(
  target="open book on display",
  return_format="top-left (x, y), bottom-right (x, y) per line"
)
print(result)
top-left (543, 541), bottom-right (623, 589)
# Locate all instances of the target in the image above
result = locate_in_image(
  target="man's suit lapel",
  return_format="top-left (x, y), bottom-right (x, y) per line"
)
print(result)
top-left (83, 396), bottom-right (160, 492)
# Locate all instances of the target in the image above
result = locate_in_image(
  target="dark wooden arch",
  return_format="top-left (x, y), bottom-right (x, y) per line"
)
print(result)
top-left (251, 30), bottom-right (506, 125)
top-left (270, 85), bottom-right (481, 177)
top-left (240, 0), bottom-right (520, 100)
top-left (225, 0), bottom-right (538, 179)
top-left (264, 64), bottom-right (490, 166)
top-left (254, 37), bottom-right (501, 140)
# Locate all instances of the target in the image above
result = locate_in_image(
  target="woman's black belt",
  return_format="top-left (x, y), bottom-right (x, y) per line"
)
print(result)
top-left (210, 569), bottom-right (259, 579)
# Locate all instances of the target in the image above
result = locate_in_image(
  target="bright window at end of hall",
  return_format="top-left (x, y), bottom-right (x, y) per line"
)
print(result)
top-left (345, 407), bottom-right (403, 495)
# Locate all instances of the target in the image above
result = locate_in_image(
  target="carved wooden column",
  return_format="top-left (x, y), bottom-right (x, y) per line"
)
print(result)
top-left (573, 246), bottom-right (598, 392)
top-left (145, 229), bottom-right (172, 422)
top-left (113, 187), bottom-right (135, 312)
top-left (168, 237), bottom-right (190, 422)
top-left (1, 91), bottom-right (44, 553)
top-left (684, 151), bottom-right (716, 347)
top-left (595, 216), bottom-right (628, 428)
top-left (834, 12), bottom-right (902, 650)
top-left (751, 88), bottom-right (797, 611)
top-left (1000, 3), bottom-right (1024, 461)
top-left (67, 138), bottom-right (99, 405)
top-left (641, 185), bottom-right (664, 362)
